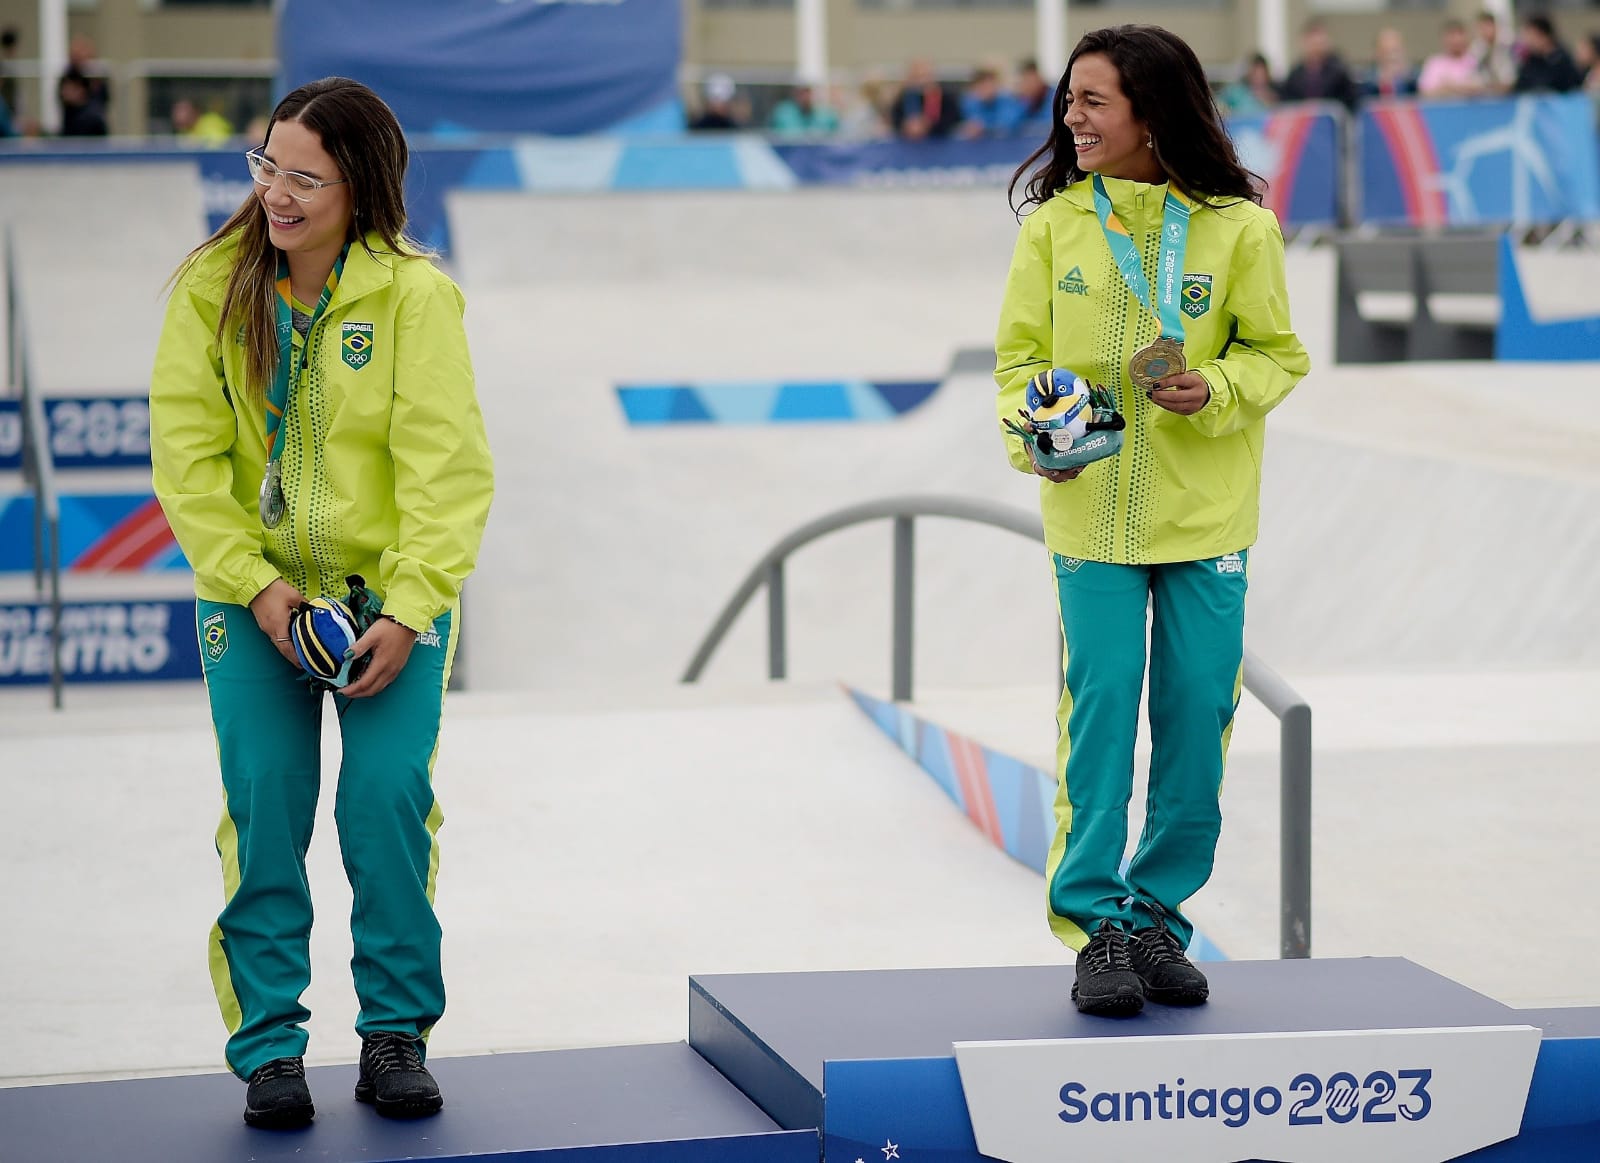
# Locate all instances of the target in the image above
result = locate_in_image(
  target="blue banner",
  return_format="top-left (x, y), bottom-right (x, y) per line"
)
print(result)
top-left (0, 494), bottom-right (186, 575)
top-left (0, 397), bottom-right (150, 471)
top-left (278, 0), bottom-right (682, 137)
top-left (772, 136), bottom-right (1035, 188)
top-left (1228, 104), bottom-right (1342, 229)
top-left (5, 92), bottom-right (1596, 254)
top-left (0, 599), bottom-right (200, 684)
top-left (1361, 93), bottom-right (1600, 227)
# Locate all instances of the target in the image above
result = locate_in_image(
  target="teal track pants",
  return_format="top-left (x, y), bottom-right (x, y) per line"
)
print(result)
top-left (1045, 551), bottom-right (1247, 952)
top-left (196, 599), bottom-right (457, 1079)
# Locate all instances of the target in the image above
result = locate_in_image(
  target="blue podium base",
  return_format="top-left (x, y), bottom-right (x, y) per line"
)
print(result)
top-left (688, 958), bottom-right (1600, 1163)
top-left (0, 1041), bottom-right (816, 1163)
top-left (8, 962), bottom-right (1599, 1162)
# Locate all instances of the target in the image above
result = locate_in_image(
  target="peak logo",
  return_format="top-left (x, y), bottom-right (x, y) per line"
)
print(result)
top-left (1057, 266), bottom-right (1089, 296)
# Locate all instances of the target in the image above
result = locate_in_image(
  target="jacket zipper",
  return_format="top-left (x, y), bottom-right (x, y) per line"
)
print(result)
top-left (291, 280), bottom-right (383, 599)
top-left (1113, 187), bottom-right (1151, 563)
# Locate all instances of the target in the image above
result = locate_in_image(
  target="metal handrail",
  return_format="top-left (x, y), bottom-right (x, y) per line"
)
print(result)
top-left (682, 494), bottom-right (1313, 959)
top-left (5, 226), bottom-right (64, 708)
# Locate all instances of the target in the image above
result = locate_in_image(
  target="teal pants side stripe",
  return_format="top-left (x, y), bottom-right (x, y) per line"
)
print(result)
top-left (1044, 551), bottom-right (1247, 952)
top-left (198, 600), bottom-right (456, 1079)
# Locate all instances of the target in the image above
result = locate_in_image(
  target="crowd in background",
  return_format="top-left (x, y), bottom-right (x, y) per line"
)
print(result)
top-left (0, 30), bottom-right (252, 143)
top-left (5, 11), bottom-right (1600, 145)
top-left (691, 10), bottom-right (1600, 141)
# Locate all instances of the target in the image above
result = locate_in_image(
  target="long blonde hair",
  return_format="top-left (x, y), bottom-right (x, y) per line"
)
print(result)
top-left (172, 77), bottom-right (419, 406)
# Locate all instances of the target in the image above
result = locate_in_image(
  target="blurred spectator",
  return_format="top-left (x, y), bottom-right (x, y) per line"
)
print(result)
top-left (1361, 27), bottom-right (1417, 99)
top-left (890, 59), bottom-right (961, 140)
top-left (1, 26), bottom-right (19, 125)
top-left (769, 84), bottom-right (840, 136)
top-left (244, 114), bottom-right (271, 145)
top-left (1514, 14), bottom-right (1583, 94)
top-left (1471, 10), bottom-right (1516, 93)
top-left (58, 34), bottom-right (109, 136)
top-left (1280, 19), bottom-right (1359, 110)
top-left (837, 75), bottom-right (891, 140)
top-left (1218, 53), bottom-right (1279, 115)
top-left (171, 97), bottom-right (235, 145)
top-left (958, 67), bottom-right (1019, 138)
top-left (689, 74), bottom-right (744, 131)
top-left (1574, 34), bottom-right (1600, 94)
top-left (0, 89), bottom-right (14, 139)
top-left (1012, 59), bottom-right (1054, 138)
top-left (1419, 20), bottom-right (1491, 99)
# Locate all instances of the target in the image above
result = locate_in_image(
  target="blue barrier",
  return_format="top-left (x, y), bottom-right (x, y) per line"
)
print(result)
top-left (1495, 234), bottom-right (1600, 360)
top-left (0, 598), bottom-right (199, 684)
top-left (0, 396), bottom-right (150, 471)
top-left (3, 94), bottom-right (1597, 251)
top-left (1360, 93), bottom-right (1600, 228)
top-left (1229, 104), bottom-right (1342, 229)
top-left (616, 380), bottom-right (939, 425)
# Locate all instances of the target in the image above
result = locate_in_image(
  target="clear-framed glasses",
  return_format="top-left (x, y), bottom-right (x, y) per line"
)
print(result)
top-left (244, 148), bottom-right (348, 204)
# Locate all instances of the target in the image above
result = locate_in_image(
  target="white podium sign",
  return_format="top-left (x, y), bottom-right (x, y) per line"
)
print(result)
top-left (955, 1025), bottom-right (1541, 1163)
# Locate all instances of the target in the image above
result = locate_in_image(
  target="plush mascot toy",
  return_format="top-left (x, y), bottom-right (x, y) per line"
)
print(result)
top-left (1003, 368), bottom-right (1127, 472)
top-left (287, 575), bottom-right (384, 691)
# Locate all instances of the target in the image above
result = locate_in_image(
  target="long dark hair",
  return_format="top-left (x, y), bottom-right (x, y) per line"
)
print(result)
top-left (173, 77), bottom-right (419, 407)
top-left (1009, 25), bottom-right (1261, 214)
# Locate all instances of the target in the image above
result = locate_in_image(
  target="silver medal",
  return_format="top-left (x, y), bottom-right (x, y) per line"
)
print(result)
top-left (258, 460), bottom-right (286, 528)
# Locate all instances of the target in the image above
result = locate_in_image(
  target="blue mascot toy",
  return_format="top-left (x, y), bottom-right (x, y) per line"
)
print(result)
top-left (288, 575), bottom-right (383, 691)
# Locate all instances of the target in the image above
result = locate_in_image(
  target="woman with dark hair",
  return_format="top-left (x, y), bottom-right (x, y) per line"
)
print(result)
top-left (996, 26), bottom-right (1308, 1017)
top-left (151, 77), bottom-right (494, 1126)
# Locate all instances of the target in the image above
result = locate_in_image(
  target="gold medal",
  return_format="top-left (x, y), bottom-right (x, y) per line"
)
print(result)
top-left (1128, 337), bottom-right (1186, 391)
top-left (259, 460), bottom-right (286, 528)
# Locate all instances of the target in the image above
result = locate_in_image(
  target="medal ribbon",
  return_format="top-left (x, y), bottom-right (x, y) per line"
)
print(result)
top-left (264, 246), bottom-right (348, 471)
top-left (1091, 174), bottom-right (1192, 343)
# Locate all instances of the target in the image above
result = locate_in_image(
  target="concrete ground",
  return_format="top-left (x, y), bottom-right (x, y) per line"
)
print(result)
top-left (3, 178), bottom-right (1598, 1089)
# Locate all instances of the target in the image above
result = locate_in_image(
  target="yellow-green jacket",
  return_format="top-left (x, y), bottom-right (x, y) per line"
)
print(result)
top-left (150, 233), bottom-right (494, 631)
top-left (995, 175), bottom-right (1309, 564)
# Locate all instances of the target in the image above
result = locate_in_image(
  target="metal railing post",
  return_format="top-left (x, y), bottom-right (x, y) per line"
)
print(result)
top-left (891, 516), bottom-right (914, 702)
top-left (47, 514), bottom-right (62, 709)
top-left (766, 560), bottom-right (786, 681)
top-left (1279, 702), bottom-right (1313, 959)
top-left (1243, 649), bottom-right (1314, 959)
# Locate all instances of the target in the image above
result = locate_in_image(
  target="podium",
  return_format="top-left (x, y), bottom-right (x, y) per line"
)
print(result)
top-left (0, 1042), bottom-right (815, 1163)
top-left (5, 960), bottom-right (1598, 1162)
top-left (689, 958), bottom-right (1600, 1163)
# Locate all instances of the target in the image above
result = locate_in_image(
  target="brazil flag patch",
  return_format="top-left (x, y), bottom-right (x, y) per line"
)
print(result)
top-left (202, 610), bottom-right (228, 664)
top-left (1181, 274), bottom-right (1213, 319)
top-left (342, 322), bottom-right (375, 370)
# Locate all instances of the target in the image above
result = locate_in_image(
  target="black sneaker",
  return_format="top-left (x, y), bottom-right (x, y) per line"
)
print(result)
top-left (243, 1056), bottom-right (314, 1129)
top-left (1129, 902), bottom-right (1210, 1006)
top-left (1070, 920), bottom-right (1144, 1016)
top-left (355, 1032), bottom-right (443, 1119)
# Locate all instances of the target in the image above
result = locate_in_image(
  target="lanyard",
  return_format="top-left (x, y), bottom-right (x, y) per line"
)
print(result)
top-left (264, 246), bottom-right (347, 466)
top-left (1091, 174), bottom-right (1192, 343)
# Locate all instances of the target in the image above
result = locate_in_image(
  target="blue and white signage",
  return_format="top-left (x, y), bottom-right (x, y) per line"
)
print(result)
top-left (0, 397), bottom-right (151, 471)
top-left (0, 600), bottom-right (201, 684)
top-left (955, 1025), bottom-right (1541, 1163)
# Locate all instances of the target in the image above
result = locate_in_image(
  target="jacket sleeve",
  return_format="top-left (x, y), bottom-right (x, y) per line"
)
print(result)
top-left (149, 279), bottom-right (283, 607)
top-left (994, 212), bottom-right (1053, 475)
top-left (1189, 211), bottom-right (1310, 438)
top-left (378, 274), bottom-right (495, 631)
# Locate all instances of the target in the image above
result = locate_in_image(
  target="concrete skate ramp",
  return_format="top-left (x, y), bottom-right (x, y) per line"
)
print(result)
top-left (0, 686), bottom-right (1052, 1085)
top-left (446, 188), bottom-right (1600, 692)
top-left (0, 163), bottom-right (205, 394)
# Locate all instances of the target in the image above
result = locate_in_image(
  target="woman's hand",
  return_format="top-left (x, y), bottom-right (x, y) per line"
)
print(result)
top-left (1148, 371), bottom-right (1211, 416)
top-left (340, 617), bottom-right (418, 699)
top-left (250, 578), bottom-right (306, 665)
top-left (1030, 445), bottom-right (1083, 483)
